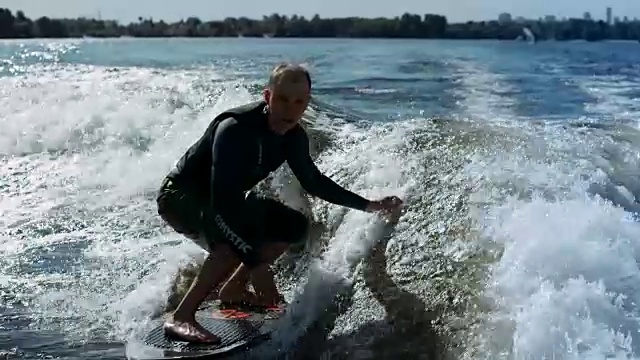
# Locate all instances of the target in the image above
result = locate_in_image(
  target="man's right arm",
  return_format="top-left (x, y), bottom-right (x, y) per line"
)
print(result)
top-left (209, 118), bottom-right (258, 263)
top-left (210, 118), bottom-right (249, 206)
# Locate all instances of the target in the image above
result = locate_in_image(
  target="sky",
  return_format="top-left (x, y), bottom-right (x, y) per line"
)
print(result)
top-left (3, 0), bottom-right (640, 24)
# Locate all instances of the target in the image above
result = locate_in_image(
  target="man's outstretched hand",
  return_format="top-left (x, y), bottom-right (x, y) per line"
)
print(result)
top-left (366, 196), bottom-right (403, 212)
top-left (365, 196), bottom-right (404, 221)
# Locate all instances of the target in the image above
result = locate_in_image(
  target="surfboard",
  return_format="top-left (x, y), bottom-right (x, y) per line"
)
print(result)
top-left (125, 302), bottom-right (286, 360)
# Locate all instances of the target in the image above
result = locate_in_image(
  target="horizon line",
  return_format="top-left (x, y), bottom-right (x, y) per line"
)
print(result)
top-left (1, 7), bottom-right (621, 25)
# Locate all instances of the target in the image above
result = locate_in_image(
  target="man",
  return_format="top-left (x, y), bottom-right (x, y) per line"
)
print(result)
top-left (156, 63), bottom-right (404, 343)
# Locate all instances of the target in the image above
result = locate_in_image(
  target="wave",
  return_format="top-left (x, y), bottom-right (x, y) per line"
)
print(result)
top-left (3, 52), bottom-right (640, 360)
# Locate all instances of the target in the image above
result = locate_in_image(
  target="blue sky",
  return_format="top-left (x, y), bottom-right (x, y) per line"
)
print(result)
top-left (3, 0), bottom-right (639, 24)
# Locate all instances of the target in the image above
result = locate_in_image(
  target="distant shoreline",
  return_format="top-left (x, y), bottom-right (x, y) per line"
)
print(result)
top-left (2, 37), bottom-right (638, 43)
top-left (1, 8), bottom-right (639, 42)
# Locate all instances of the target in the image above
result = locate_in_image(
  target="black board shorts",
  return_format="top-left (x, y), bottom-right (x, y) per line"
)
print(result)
top-left (156, 177), bottom-right (309, 266)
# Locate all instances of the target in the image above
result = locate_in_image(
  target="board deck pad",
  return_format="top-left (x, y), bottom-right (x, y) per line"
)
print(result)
top-left (134, 303), bottom-right (286, 359)
top-left (211, 304), bottom-right (286, 321)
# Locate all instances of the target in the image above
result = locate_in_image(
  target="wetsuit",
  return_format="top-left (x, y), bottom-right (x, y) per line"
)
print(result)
top-left (157, 101), bottom-right (370, 266)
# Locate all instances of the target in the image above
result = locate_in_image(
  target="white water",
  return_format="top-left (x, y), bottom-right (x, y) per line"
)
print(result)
top-left (484, 194), bottom-right (640, 359)
top-left (1, 63), bottom-right (421, 356)
top-left (463, 125), bottom-right (640, 359)
top-left (256, 120), bottom-right (422, 356)
top-left (0, 65), bottom-right (256, 342)
top-left (3, 53), bottom-right (640, 360)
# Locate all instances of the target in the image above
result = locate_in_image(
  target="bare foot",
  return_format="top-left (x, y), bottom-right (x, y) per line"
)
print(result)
top-left (219, 290), bottom-right (260, 306)
top-left (219, 290), bottom-right (283, 308)
top-left (163, 317), bottom-right (220, 344)
top-left (244, 290), bottom-right (286, 309)
top-left (204, 290), bottom-right (219, 302)
top-left (254, 292), bottom-right (285, 308)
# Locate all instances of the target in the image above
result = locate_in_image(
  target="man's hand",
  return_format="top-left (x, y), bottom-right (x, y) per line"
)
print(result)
top-left (366, 195), bottom-right (404, 212)
top-left (365, 196), bottom-right (404, 222)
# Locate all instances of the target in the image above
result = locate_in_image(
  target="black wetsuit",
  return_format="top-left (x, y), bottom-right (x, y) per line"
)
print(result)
top-left (157, 101), bottom-right (370, 266)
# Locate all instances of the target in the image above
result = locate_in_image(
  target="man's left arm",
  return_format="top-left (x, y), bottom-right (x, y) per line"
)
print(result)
top-left (285, 127), bottom-right (371, 211)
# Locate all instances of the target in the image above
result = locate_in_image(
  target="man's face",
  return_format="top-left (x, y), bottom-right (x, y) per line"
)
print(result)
top-left (264, 79), bottom-right (310, 135)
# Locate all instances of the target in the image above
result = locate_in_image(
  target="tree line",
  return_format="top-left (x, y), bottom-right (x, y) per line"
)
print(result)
top-left (1, 8), bottom-right (639, 41)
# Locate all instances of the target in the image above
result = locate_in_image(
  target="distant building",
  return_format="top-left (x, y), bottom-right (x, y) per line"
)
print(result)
top-left (498, 12), bottom-right (512, 24)
top-left (606, 7), bottom-right (612, 24)
top-left (544, 15), bottom-right (556, 22)
top-left (583, 12), bottom-right (592, 20)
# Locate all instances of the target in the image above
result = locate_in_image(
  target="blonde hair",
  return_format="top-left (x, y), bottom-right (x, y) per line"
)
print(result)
top-left (268, 62), bottom-right (312, 90)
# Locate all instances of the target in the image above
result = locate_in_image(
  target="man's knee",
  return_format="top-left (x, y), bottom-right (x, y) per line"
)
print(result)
top-left (209, 241), bottom-right (240, 259)
top-left (259, 242), bottom-right (289, 263)
top-left (203, 209), bottom-right (265, 267)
